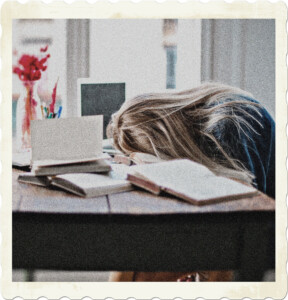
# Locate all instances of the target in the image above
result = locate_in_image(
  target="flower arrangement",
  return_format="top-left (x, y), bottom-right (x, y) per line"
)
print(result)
top-left (13, 47), bottom-right (50, 82)
top-left (13, 46), bottom-right (50, 150)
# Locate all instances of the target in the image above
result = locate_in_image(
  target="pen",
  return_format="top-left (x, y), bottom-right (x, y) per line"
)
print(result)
top-left (48, 112), bottom-right (53, 119)
top-left (57, 106), bottom-right (62, 118)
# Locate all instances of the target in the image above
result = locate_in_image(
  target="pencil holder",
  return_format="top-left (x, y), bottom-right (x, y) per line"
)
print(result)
top-left (40, 79), bottom-right (62, 120)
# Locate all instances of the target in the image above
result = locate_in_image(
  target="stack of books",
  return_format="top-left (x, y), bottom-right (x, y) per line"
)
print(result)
top-left (18, 116), bottom-right (132, 197)
top-left (18, 171), bottom-right (133, 198)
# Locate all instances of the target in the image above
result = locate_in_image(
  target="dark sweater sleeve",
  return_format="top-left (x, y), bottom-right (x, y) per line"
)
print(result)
top-left (213, 104), bottom-right (275, 199)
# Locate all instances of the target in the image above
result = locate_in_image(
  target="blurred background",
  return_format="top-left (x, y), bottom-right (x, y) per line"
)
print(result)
top-left (12, 19), bottom-right (275, 132)
top-left (12, 18), bottom-right (275, 281)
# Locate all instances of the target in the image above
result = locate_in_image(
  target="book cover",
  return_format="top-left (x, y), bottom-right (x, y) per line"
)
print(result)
top-left (31, 115), bottom-right (103, 164)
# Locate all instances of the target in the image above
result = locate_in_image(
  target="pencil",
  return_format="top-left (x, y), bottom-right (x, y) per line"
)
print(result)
top-left (40, 105), bottom-right (44, 118)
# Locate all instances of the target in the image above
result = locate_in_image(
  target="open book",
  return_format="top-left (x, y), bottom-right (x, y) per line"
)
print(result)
top-left (18, 168), bottom-right (133, 198)
top-left (30, 116), bottom-right (108, 175)
top-left (51, 172), bottom-right (132, 197)
top-left (18, 173), bottom-right (52, 187)
top-left (127, 159), bottom-right (258, 205)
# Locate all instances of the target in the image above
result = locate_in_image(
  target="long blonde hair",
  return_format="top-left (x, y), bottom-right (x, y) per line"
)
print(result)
top-left (107, 82), bottom-right (262, 184)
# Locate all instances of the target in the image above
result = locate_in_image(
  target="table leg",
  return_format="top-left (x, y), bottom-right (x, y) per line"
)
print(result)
top-left (25, 269), bottom-right (35, 282)
top-left (237, 216), bottom-right (275, 281)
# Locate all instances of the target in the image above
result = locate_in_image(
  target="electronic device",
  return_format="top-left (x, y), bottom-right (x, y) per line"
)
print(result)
top-left (77, 79), bottom-right (126, 139)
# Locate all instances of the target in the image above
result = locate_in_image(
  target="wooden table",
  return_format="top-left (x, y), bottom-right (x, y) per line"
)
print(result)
top-left (12, 169), bottom-right (275, 281)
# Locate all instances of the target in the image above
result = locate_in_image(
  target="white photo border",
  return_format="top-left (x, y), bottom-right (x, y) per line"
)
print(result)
top-left (1, 1), bottom-right (287, 299)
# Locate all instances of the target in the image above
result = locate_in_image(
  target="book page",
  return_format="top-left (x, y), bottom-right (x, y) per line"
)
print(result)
top-left (129, 152), bottom-right (164, 164)
top-left (54, 172), bottom-right (131, 191)
top-left (130, 159), bottom-right (215, 185)
top-left (164, 174), bottom-right (256, 201)
top-left (110, 163), bottom-right (131, 180)
top-left (129, 159), bottom-right (256, 201)
top-left (31, 116), bottom-right (103, 163)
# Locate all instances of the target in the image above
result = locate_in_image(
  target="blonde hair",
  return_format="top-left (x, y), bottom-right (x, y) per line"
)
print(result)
top-left (108, 82), bottom-right (262, 184)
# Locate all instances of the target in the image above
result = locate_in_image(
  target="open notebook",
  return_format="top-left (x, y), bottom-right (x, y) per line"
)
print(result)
top-left (127, 159), bottom-right (258, 205)
top-left (51, 172), bottom-right (132, 198)
top-left (30, 116), bottom-right (108, 175)
top-left (18, 165), bottom-right (133, 198)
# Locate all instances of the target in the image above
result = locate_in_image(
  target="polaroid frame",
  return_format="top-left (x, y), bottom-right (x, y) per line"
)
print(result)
top-left (2, 2), bottom-right (287, 300)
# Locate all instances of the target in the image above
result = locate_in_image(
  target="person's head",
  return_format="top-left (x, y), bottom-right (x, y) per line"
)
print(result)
top-left (107, 82), bottom-right (260, 183)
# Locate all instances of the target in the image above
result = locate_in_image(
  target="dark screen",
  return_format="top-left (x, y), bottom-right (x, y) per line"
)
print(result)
top-left (81, 83), bottom-right (125, 138)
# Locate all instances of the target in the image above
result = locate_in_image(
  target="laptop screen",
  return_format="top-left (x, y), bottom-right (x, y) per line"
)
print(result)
top-left (80, 82), bottom-right (125, 138)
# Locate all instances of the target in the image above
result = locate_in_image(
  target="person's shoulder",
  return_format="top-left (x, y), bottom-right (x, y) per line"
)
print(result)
top-left (211, 94), bottom-right (274, 140)
top-left (238, 95), bottom-right (275, 129)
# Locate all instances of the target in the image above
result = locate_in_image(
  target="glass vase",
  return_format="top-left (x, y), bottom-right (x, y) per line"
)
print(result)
top-left (16, 80), bottom-right (42, 152)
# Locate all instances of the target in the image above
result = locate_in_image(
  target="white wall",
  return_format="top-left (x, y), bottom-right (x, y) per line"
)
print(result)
top-left (242, 20), bottom-right (275, 117)
top-left (90, 19), bottom-right (202, 101)
top-left (90, 20), bottom-right (166, 101)
top-left (201, 19), bottom-right (275, 118)
top-left (176, 19), bottom-right (201, 91)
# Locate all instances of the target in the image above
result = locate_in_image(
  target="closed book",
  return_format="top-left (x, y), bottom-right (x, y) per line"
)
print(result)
top-left (31, 158), bottom-right (111, 176)
top-left (127, 159), bottom-right (258, 206)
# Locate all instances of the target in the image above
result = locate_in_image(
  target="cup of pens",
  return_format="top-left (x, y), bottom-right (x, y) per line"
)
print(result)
top-left (41, 104), bottom-right (62, 119)
top-left (41, 79), bottom-right (62, 119)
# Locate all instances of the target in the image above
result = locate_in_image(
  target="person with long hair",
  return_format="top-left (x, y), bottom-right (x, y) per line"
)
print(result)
top-left (107, 82), bottom-right (275, 281)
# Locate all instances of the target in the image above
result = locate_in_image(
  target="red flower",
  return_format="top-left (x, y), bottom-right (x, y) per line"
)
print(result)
top-left (13, 47), bottom-right (50, 82)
